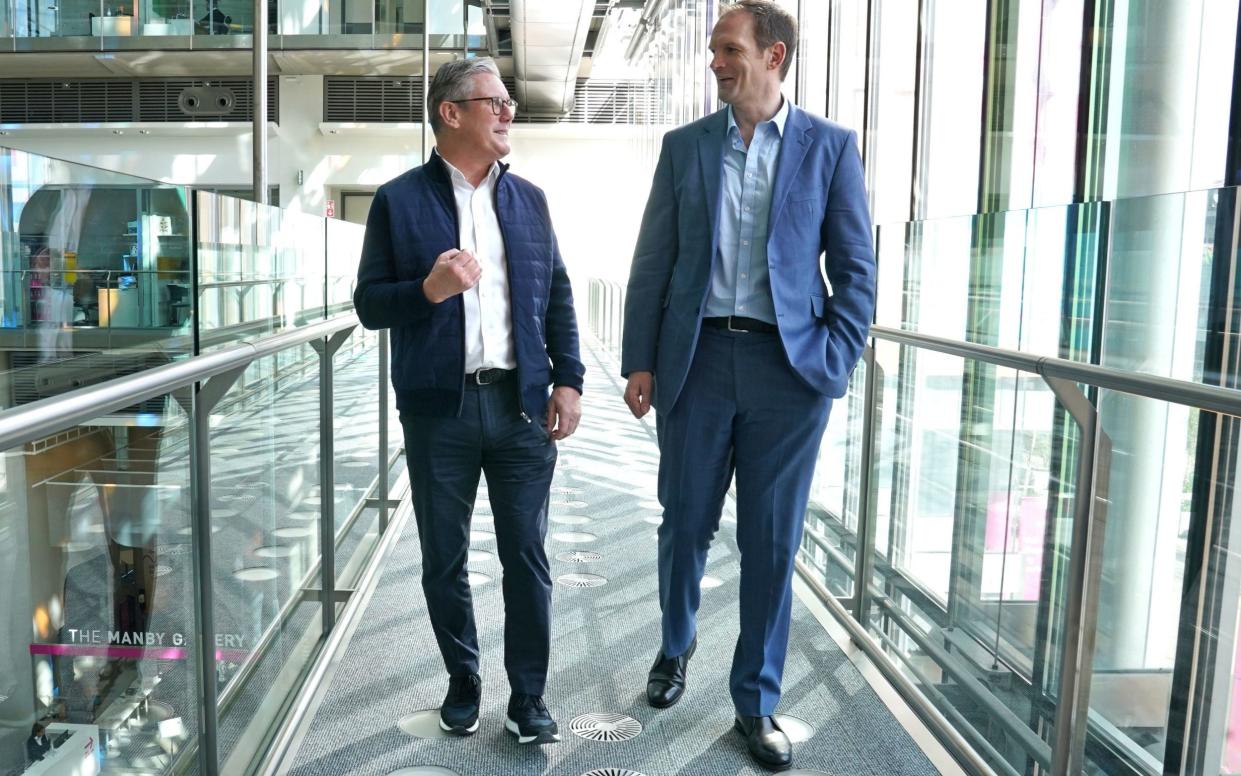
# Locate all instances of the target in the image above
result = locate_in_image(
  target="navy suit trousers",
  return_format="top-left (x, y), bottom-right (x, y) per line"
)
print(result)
top-left (400, 377), bottom-right (557, 695)
top-left (656, 327), bottom-right (830, 716)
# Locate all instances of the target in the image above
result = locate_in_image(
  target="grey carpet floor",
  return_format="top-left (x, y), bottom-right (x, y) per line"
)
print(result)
top-left (286, 340), bottom-right (942, 776)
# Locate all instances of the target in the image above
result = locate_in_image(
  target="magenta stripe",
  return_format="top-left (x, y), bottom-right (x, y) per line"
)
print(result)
top-left (30, 644), bottom-right (250, 662)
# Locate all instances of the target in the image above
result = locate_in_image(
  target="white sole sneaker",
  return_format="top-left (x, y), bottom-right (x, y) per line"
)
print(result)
top-left (440, 716), bottom-right (480, 735)
top-left (504, 716), bottom-right (560, 744)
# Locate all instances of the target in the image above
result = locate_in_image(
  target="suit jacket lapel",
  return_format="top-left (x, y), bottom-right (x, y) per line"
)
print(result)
top-left (697, 111), bottom-right (726, 260)
top-left (769, 105), bottom-right (811, 230)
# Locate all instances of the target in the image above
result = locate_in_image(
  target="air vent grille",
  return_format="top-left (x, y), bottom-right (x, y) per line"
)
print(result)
top-left (324, 77), bottom-right (424, 122)
top-left (323, 77), bottom-right (655, 125)
top-left (0, 78), bottom-right (278, 123)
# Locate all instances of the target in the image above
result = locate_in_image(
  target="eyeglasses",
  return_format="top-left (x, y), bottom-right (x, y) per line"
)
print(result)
top-left (450, 96), bottom-right (519, 115)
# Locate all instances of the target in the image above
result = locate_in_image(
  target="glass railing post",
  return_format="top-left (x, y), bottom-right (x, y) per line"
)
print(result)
top-left (1042, 374), bottom-right (1113, 775)
top-left (186, 365), bottom-right (245, 776)
top-left (312, 327), bottom-right (355, 634)
top-left (851, 343), bottom-right (879, 622)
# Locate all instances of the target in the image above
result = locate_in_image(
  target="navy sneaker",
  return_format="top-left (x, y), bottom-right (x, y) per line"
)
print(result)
top-left (504, 693), bottom-right (559, 744)
top-left (439, 673), bottom-right (481, 735)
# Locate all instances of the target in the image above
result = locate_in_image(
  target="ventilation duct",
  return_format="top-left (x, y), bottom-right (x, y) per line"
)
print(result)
top-left (509, 0), bottom-right (595, 115)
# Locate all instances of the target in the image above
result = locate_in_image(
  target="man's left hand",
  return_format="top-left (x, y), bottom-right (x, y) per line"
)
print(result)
top-left (545, 386), bottom-right (581, 441)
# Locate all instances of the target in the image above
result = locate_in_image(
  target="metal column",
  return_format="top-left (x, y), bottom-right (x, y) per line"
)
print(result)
top-left (252, 0), bottom-right (268, 204)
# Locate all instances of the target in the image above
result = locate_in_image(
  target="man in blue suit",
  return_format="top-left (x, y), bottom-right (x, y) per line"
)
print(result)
top-left (355, 57), bottom-right (583, 745)
top-left (621, 1), bottom-right (875, 770)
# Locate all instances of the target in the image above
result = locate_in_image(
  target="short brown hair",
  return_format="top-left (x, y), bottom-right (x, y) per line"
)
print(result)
top-left (720, 0), bottom-right (798, 79)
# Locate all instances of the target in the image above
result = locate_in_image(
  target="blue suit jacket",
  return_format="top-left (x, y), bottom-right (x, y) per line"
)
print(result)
top-left (621, 105), bottom-right (876, 409)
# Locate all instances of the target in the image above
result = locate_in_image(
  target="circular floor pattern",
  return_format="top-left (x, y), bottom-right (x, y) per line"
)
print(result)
top-left (551, 514), bottom-right (591, 525)
top-left (552, 486), bottom-right (583, 495)
top-left (642, 516), bottom-right (662, 525)
top-left (700, 575), bottom-right (724, 589)
top-left (773, 714), bottom-right (816, 743)
top-left (233, 567), bottom-right (279, 582)
top-left (569, 713), bottom-right (642, 742)
top-left (255, 545), bottom-right (296, 559)
top-left (396, 710), bottom-right (451, 740)
top-left (300, 496), bottom-right (322, 507)
top-left (387, 769), bottom-right (461, 776)
top-left (467, 571), bottom-right (492, 587)
top-left (580, 770), bottom-right (647, 776)
top-left (212, 508), bottom-right (240, 519)
top-left (154, 564), bottom-right (174, 577)
top-left (468, 548), bottom-right (494, 564)
top-left (555, 550), bottom-right (602, 564)
top-left (340, 460), bottom-right (372, 469)
top-left (554, 500), bottom-right (589, 509)
top-left (273, 526), bottom-right (314, 539)
top-left (553, 531), bottom-right (598, 544)
top-left (557, 573), bottom-right (606, 588)
top-left (176, 525), bottom-right (222, 536)
top-left (286, 512), bottom-right (318, 522)
top-left (470, 529), bottom-right (495, 543)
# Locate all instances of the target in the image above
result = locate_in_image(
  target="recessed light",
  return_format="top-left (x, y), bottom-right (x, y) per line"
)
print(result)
top-left (138, 129), bottom-right (150, 134)
top-left (113, 129), bottom-right (123, 134)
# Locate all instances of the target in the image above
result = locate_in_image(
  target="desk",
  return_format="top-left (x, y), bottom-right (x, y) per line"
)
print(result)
top-left (90, 15), bottom-right (133, 35)
top-left (25, 723), bottom-right (100, 776)
top-left (143, 18), bottom-right (192, 34)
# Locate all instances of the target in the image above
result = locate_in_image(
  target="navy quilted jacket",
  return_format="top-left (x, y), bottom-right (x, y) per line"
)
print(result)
top-left (354, 151), bottom-right (585, 418)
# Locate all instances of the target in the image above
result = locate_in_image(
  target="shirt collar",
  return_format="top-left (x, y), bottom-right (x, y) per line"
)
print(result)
top-left (726, 96), bottom-right (790, 139)
top-left (442, 157), bottom-right (500, 189)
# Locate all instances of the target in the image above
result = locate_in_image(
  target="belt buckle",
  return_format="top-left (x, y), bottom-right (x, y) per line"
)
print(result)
top-left (727, 316), bottom-right (745, 333)
top-left (472, 368), bottom-right (491, 385)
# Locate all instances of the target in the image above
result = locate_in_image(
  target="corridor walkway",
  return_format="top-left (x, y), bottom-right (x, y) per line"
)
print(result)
top-left (281, 338), bottom-right (943, 776)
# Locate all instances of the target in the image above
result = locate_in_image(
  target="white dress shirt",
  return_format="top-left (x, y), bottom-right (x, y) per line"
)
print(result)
top-left (444, 158), bottom-right (516, 373)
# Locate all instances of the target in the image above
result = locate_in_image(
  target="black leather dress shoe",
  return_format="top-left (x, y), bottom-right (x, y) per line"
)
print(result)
top-left (733, 715), bottom-right (792, 771)
top-left (646, 636), bottom-right (697, 708)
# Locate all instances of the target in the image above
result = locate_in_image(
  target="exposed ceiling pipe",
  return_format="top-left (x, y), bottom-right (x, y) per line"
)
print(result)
top-left (624, 0), bottom-right (671, 64)
top-left (509, 0), bottom-right (595, 115)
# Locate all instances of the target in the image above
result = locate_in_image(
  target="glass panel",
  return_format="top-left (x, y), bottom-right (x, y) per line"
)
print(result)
top-left (803, 361), bottom-right (867, 597)
top-left (1102, 188), bottom-right (1218, 384)
top-left (916, 0), bottom-right (985, 219)
top-left (196, 192), bottom-right (328, 349)
top-left (867, 0), bottom-right (917, 225)
top-left (210, 346), bottom-right (324, 767)
top-left (0, 149), bottom-right (193, 412)
top-left (2, 391), bottom-right (200, 775)
top-left (1083, 391), bottom-right (1195, 771)
top-left (1100, 0), bottom-right (1239, 200)
top-left (331, 328), bottom-right (384, 584)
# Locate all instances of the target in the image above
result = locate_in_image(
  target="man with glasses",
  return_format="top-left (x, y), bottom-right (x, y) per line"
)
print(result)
top-left (621, 1), bottom-right (876, 770)
top-left (355, 57), bottom-right (583, 745)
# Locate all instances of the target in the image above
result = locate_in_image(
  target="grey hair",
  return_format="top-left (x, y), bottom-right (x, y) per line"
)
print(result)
top-left (428, 57), bottom-right (503, 134)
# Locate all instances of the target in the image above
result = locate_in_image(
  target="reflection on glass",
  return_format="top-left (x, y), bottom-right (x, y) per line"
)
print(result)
top-left (3, 393), bottom-right (198, 775)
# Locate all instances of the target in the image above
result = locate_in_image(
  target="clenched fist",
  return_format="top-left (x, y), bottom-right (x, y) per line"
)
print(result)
top-left (423, 248), bottom-right (482, 303)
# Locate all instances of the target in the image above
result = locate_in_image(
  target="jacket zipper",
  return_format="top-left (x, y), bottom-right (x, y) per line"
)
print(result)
top-left (491, 169), bottom-right (532, 425)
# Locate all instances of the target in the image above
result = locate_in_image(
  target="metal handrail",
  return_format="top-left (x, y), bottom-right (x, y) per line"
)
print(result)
top-left (0, 312), bottom-right (359, 451)
top-left (871, 325), bottom-right (1241, 416)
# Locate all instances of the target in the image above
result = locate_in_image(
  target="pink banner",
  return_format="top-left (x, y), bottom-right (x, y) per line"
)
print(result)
top-left (30, 643), bottom-right (250, 662)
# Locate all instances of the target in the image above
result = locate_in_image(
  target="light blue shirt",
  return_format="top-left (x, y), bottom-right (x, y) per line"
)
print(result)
top-left (704, 97), bottom-right (789, 324)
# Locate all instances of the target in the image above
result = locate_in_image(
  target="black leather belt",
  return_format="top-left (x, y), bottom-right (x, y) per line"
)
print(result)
top-left (702, 316), bottom-right (778, 334)
top-left (467, 367), bottom-right (514, 385)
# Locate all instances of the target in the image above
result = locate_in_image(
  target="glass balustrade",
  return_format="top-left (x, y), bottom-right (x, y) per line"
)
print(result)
top-left (0, 145), bottom-right (397, 776)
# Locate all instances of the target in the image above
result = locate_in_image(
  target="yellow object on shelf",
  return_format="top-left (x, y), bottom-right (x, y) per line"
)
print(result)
top-left (64, 251), bottom-right (77, 285)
